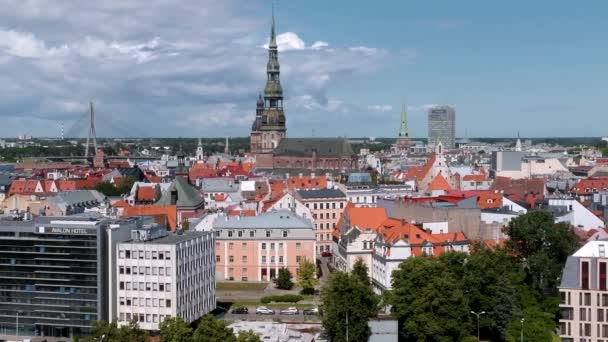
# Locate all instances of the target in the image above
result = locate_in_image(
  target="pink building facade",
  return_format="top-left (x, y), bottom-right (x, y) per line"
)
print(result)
top-left (213, 210), bottom-right (315, 281)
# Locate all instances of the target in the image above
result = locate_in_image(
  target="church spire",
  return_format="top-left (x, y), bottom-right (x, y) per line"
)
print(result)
top-left (269, 4), bottom-right (277, 49)
top-left (399, 102), bottom-right (408, 138)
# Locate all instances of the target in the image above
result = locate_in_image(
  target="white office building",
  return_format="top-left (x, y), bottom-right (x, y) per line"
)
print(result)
top-left (115, 225), bottom-right (215, 331)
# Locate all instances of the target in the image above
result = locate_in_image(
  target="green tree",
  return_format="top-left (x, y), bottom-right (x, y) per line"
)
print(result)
top-left (351, 258), bottom-right (370, 285)
top-left (94, 182), bottom-right (122, 197)
top-left (321, 272), bottom-right (379, 342)
top-left (236, 330), bottom-right (262, 342)
top-left (389, 257), bottom-right (472, 341)
top-left (296, 258), bottom-right (318, 292)
top-left (503, 210), bottom-right (579, 293)
top-left (87, 320), bottom-right (146, 342)
top-left (192, 314), bottom-right (236, 342)
top-left (274, 267), bottom-right (294, 290)
top-left (160, 316), bottom-right (193, 342)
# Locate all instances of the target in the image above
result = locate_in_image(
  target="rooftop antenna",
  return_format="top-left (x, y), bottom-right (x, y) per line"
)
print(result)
top-left (84, 102), bottom-right (97, 160)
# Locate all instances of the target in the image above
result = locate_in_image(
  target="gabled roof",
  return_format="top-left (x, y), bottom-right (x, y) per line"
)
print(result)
top-left (156, 177), bottom-right (204, 209)
top-left (571, 177), bottom-right (608, 195)
top-left (415, 155), bottom-right (436, 181)
top-left (137, 186), bottom-right (158, 202)
top-left (428, 173), bottom-right (452, 191)
top-left (287, 175), bottom-right (327, 191)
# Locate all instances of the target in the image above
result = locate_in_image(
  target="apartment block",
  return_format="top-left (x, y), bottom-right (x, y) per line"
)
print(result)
top-left (559, 241), bottom-right (608, 341)
top-left (116, 226), bottom-right (215, 330)
top-left (213, 210), bottom-right (315, 281)
top-left (296, 189), bottom-right (348, 254)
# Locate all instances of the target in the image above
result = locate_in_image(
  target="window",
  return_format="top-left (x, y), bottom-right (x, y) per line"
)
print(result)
top-left (340, 202), bottom-right (344, 209)
top-left (228, 231), bottom-right (233, 237)
top-left (146, 267), bottom-right (151, 275)
top-left (229, 243), bottom-right (234, 250)
top-left (314, 203), bottom-right (318, 210)
top-left (599, 309), bottom-right (605, 322)
top-left (582, 261), bottom-right (589, 289)
top-left (332, 202), bottom-right (336, 209)
top-left (601, 262), bottom-right (607, 291)
top-left (159, 252), bottom-right (164, 260)
top-left (146, 298), bottom-right (151, 307)
top-left (279, 243), bottom-right (284, 250)
top-left (262, 256), bottom-right (267, 263)
top-left (270, 243), bottom-right (275, 250)
top-left (166, 283), bottom-right (171, 292)
top-left (242, 256), bottom-right (247, 263)
top-left (119, 251), bottom-right (125, 259)
top-left (159, 267), bottom-right (164, 276)
top-left (296, 256), bottom-right (302, 263)
top-left (125, 250), bottom-right (131, 258)
top-left (585, 293), bottom-right (591, 306)
top-left (159, 283), bottom-right (164, 291)
top-left (320, 213), bottom-right (324, 219)
top-left (229, 256), bottom-right (234, 263)
top-left (283, 230), bottom-right (288, 238)
top-left (250, 230), bottom-right (255, 237)
top-left (238, 230), bottom-right (243, 237)
top-left (120, 297), bottom-right (125, 305)
top-left (166, 267), bottom-right (171, 274)
top-left (152, 267), bottom-right (157, 275)
top-left (165, 251), bottom-right (171, 260)
top-left (119, 266), bottom-right (124, 274)
top-left (152, 251), bottom-right (158, 259)
top-left (126, 298), bottom-right (131, 305)
top-left (332, 213), bottom-right (336, 219)
top-left (139, 251), bottom-right (144, 259)
top-left (216, 255), bottom-right (220, 262)
top-left (271, 256), bottom-right (275, 263)
top-left (266, 231), bottom-right (271, 237)
top-left (296, 243), bottom-right (301, 251)
top-left (262, 243), bottom-right (266, 250)
top-left (242, 242), bottom-right (247, 250)
top-left (279, 256), bottom-right (284, 263)
top-left (145, 251), bottom-right (151, 259)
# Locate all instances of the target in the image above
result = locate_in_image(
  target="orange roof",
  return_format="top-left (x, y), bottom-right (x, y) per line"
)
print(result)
top-left (270, 180), bottom-right (286, 198)
top-left (56, 180), bottom-right (77, 191)
top-left (379, 219), bottom-right (426, 245)
top-left (146, 175), bottom-right (162, 183)
top-left (415, 155), bottom-right (436, 181)
top-left (8, 180), bottom-right (39, 195)
top-left (137, 186), bottom-right (157, 202)
top-left (346, 206), bottom-right (388, 230)
top-left (112, 200), bottom-right (131, 208)
top-left (287, 175), bottom-right (328, 191)
top-left (213, 193), bottom-right (227, 201)
top-left (428, 173), bottom-right (452, 191)
top-left (227, 209), bottom-right (256, 217)
top-left (571, 177), bottom-right (608, 195)
top-left (41, 180), bottom-right (56, 192)
top-left (122, 205), bottom-right (177, 231)
top-left (462, 174), bottom-right (488, 182)
top-left (476, 193), bottom-right (503, 209)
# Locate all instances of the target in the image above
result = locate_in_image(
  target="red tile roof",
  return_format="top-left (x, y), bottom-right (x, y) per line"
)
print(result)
top-left (490, 176), bottom-right (545, 197)
top-left (571, 177), bottom-right (608, 195)
top-left (428, 173), bottom-right (452, 191)
top-left (462, 174), bottom-right (488, 182)
top-left (137, 186), bottom-right (157, 202)
top-left (287, 175), bottom-right (328, 191)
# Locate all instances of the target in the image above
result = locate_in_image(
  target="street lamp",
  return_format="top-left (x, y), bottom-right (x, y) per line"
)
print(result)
top-left (470, 311), bottom-right (486, 342)
top-left (520, 318), bottom-right (525, 342)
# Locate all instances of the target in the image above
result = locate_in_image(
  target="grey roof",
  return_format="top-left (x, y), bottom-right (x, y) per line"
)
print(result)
top-left (273, 138), bottom-right (354, 157)
top-left (296, 188), bottom-right (346, 199)
top-left (200, 178), bottom-right (239, 193)
top-left (133, 230), bottom-right (209, 245)
top-left (213, 210), bottom-right (313, 229)
top-left (157, 177), bottom-right (204, 208)
top-left (0, 165), bottom-right (15, 173)
top-left (0, 174), bottom-right (14, 187)
top-left (47, 190), bottom-right (106, 212)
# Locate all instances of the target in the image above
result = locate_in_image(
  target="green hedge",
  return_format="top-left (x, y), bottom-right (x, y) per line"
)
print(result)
top-left (260, 294), bottom-right (304, 304)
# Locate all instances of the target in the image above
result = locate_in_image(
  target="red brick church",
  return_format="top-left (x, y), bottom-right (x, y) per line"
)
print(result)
top-left (250, 12), bottom-right (357, 171)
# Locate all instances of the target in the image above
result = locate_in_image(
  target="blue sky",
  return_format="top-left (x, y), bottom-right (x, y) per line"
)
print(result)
top-left (0, 1), bottom-right (606, 138)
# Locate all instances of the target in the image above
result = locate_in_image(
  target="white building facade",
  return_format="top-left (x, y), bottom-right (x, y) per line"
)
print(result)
top-left (115, 226), bottom-right (215, 330)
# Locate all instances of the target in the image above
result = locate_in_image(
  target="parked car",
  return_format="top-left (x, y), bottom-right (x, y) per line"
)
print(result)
top-left (256, 306), bottom-right (275, 315)
top-left (303, 307), bottom-right (319, 315)
top-left (321, 251), bottom-right (332, 257)
top-left (280, 307), bottom-right (299, 315)
top-left (231, 307), bottom-right (249, 314)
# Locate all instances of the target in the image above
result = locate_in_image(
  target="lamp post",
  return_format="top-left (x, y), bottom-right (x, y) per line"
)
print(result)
top-left (520, 318), bottom-right (525, 342)
top-left (470, 311), bottom-right (486, 342)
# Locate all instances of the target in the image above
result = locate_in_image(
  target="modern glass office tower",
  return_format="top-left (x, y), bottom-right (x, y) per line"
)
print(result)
top-left (0, 216), bottom-right (140, 339)
top-left (427, 105), bottom-right (456, 149)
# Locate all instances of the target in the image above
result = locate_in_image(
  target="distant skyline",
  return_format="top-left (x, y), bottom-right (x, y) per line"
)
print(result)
top-left (0, 1), bottom-right (607, 138)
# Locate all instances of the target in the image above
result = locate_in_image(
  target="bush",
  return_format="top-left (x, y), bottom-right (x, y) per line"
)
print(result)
top-left (260, 294), bottom-right (304, 304)
top-left (274, 268), bottom-right (294, 290)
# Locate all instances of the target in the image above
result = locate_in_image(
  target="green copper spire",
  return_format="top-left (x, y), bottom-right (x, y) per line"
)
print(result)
top-left (399, 102), bottom-right (409, 137)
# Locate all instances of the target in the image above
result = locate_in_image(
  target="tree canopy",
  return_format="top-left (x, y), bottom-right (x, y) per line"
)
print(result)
top-left (274, 267), bottom-right (294, 290)
top-left (159, 316), bottom-right (193, 342)
top-left (296, 258), bottom-right (318, 292)
top-left (192, 314), bottom-right (237, 342)
top-left (321, 261), bottom-right (380, 342)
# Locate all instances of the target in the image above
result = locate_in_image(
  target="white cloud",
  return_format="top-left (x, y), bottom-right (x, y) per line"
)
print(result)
top-left (0, 1), bottom-right (405, 137)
